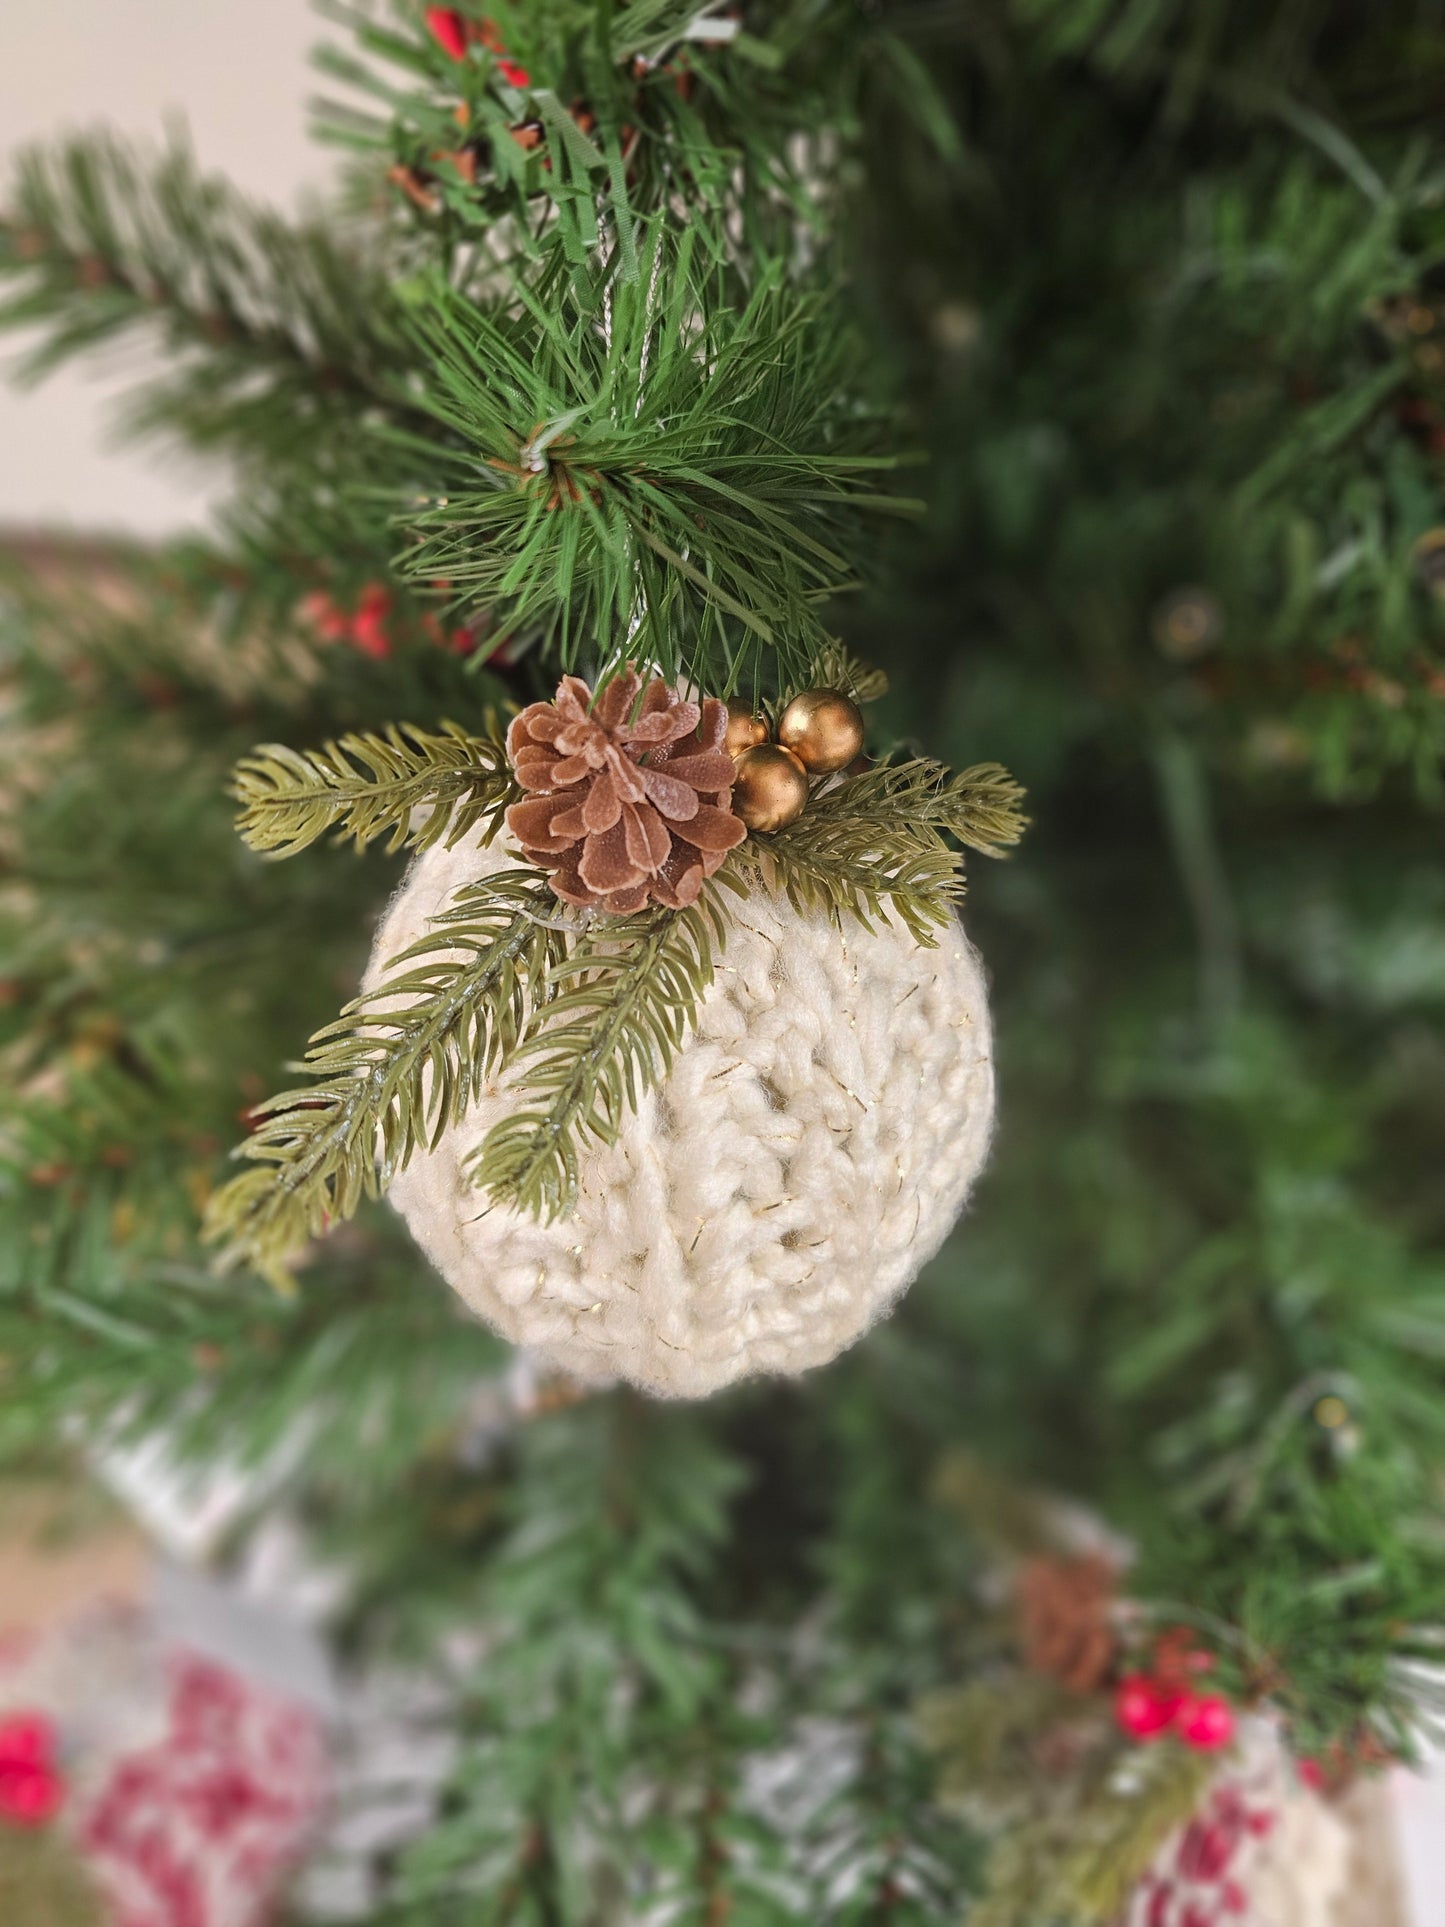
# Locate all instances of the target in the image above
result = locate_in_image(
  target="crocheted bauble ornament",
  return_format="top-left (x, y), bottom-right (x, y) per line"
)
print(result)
top-left (365, 830), bottom-right (996, 1399)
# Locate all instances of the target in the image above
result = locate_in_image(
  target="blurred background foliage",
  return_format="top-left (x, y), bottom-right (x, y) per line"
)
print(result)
top-left (1, 0), bottom-right (1444, 1917)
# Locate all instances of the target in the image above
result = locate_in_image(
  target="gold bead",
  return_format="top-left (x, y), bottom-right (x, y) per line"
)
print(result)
top-left (775, 688), bottom-right (865, 774)
top-left (731, 744), bottom-right (809, 832)
top-left (723, 698), bottom-right (771, 760)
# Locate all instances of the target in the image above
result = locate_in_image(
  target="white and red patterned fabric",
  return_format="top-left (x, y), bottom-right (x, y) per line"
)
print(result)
top-left (80, 1649), bottom-right (328, 1927)
top-left (0, 1612), bottom-right (328, 1927)
top-left (1126, 1725), bottom-right (1351, 1927)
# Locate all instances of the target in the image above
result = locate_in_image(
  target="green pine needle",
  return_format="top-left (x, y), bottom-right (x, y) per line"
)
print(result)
top-left (973, 1742), bottom-right (1210, 1927)
top-left (231, 720), bottom-right (516, 860)
top-left (204, 868), bottom-right (561, 1283)
top-left (738, 758), bottom-right (1028, 945)
top-left (922, 1677), bottom-right (1211, 1926)
top-left (393, 223), bottom-right (920, 691)
top-left (789, 642), bottom-right (890, 707)
top-left (0, 130), bottom-right (405, 455)
top-left (468, 880), bottom-right (733, 1223)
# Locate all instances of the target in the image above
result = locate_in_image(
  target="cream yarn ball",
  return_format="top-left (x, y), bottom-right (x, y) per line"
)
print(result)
top-left (364, 829), bottom-right (996, 1398)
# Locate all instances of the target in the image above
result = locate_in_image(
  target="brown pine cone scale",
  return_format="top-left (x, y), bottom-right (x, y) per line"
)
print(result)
top-left (1016, 1553), bottom-right (1119, 1695)
top-left (505, 667), bottom-right (746, 914)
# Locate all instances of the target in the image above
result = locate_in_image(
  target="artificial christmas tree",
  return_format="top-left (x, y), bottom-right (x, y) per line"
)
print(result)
top-left (2, 0), bottom-right (1443, 1918)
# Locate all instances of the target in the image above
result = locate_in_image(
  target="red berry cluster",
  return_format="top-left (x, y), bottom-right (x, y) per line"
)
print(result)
top-left (1115, 1631), bottom-right (1236, 1753)
top-left (299, 585), bottom-right (479, 662)
top-left (426, 8), bottom-right (531, 87)
top-left (0, 1712), bottom-right (66, 1827)
top-left (301, 584), bottom-right (395, 660)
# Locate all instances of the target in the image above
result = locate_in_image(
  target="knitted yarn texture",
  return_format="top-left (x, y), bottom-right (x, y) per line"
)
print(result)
top-left (365, 831), bottom-right (996, 1398)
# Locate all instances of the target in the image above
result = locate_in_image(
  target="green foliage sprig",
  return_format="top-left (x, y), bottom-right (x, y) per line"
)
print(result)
top-left (314, 0), bottom-right (867, 255)
top-left (791, 641), bottom-right (890, 708)
top-left (232, 720), bottom-right (513, 859)
top-left (0, 132), bottom-right (405, 457)
top-left (742, 759), bottom-right (1028, 945)
top-left (469, 879), bottom-right (734, 1222)
top-left (920, 1677), bottom-right (1210, 1927)
top-left (396, 226), bottom-right (919, 690)
top-left (204, 869), bottom-right (562, 1286)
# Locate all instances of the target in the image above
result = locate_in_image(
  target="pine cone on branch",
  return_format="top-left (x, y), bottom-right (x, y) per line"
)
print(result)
top-left (1016, 1553), bottom-right (1119, 1695)
top-left (505, 667), bottom-right (746, 913)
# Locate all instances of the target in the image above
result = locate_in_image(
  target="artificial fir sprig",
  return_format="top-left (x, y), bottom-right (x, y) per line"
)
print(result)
top-left (232, 720), bottom-right (513, 859)
top-left (396, 227), bottom-right (918, 689)
top-left (788, 641), bottom-right (890, 709)
top-left (744, 759), bottom-right (1027, 944)
top-left (0, 131), bottom-right (406, 458)
top-left (204, 869), bottom-right (563, 1285)
top-left (921, 1673), bottom-right (1213, 1927)
top-left (314, 0), bottom-right (866, 251)
top-left (468, 878), bottom-right (734, 1221)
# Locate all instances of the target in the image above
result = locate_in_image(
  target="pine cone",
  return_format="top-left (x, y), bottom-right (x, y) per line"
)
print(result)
top-left (505, 666), bottom-right (746, 913)
top-left (1016, 1553), bottom-right (1118, 1694)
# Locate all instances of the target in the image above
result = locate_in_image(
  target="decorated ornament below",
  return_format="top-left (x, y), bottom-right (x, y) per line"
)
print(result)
top-left (367, 827), bottom-right (995, 1396)
top-left (0, 1610), bottom-right (328, 1927)
top-left (1124, 1723), bottom-right (1352, 1927)
top-left (212, 659), bottom-right (1024, 1398)
top-left (374, 665), bottom-right (999, 1393)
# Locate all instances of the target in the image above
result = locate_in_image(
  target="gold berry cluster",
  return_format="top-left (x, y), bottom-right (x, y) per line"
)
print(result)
top-left (723, 688), bottom-right (866, 832)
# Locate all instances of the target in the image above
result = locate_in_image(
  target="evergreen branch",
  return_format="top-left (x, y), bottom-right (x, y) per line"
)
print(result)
top-left (793, 641), bottom-right (890, 706)
top-left (231, 720), bottom-right (517, 860)
top-left (922, 1676), bottom-right (1211, 1925)
top-left (204, 869), bottom-right (561, 1283)
top-left (468, 883), bottom-right (731, 1222)
top-left (738, 758), bottom-right (1027, 945)
top-left (745, 825), bottom-right (962, 947)
top-left (313, 0), bottom-right (841, 250)
top-left (396, 226), bottom-right (920, 690)
top-left (974, 1741), bottom-right (1210, 1927)
top-left (0, 131), bottom-right (406, 454)
top-left (856, 759), bottom-right (1030, 858)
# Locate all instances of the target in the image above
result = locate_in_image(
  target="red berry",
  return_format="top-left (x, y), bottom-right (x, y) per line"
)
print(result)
top-left (0, 1763), bottom-right (64, 1827)
top-left (299, 591), bottom-right (351, 643)
top-left (426, 9), bottom-right (469, 61)
top-left (0, 1714), bottom-right (53, 1769)
top-left (349, 584), bottom-right (393, 660)
top-left (1115, 1673), bottom-right (1180, 1740)
top-left (1152, 1627), bottom-right (1215, 1689)
top-left (1176, 1694), bottom-right (1236, 1751)
top-left (498, 58), bottom-right (532, 88)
